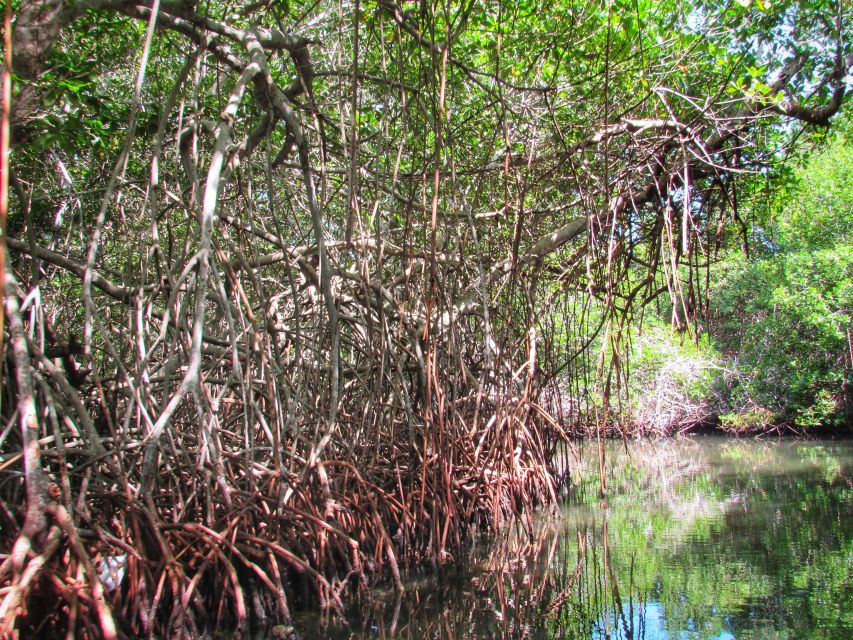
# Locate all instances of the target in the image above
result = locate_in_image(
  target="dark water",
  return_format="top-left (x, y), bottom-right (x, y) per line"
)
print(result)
top-left (292, 437), bottom-right (853, 639)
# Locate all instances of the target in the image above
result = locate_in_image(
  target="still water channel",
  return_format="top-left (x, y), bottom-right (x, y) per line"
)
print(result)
top-left (295, 436), bottom-right (852, 639)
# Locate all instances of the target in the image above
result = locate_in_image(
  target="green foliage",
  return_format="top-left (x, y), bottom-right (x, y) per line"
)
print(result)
top-left (719, 405), bottom-right (776, 432)
top-left (776, 132), bottom-right (853, 251)
top-left (617, 126), bottom-right (852, 434)
top-left (710, 130), bottom-right (853, 429)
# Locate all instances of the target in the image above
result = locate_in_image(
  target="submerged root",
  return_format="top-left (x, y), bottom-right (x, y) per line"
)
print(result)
top-left (0, 382), bottom-right (566, 637)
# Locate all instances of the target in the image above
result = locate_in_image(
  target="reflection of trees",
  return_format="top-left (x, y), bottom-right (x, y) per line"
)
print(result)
top-left (580, 440), bottom-right (853, 640)
top-left (300, 507), bottom-right (649, 639)
top-left (302, 440), bottom-right (852, 639)
top-left (305, 517), bottom-right (584, 639)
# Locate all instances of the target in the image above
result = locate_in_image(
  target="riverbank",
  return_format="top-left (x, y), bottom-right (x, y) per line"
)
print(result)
top-left (562, 411), bottom-right (853, 440)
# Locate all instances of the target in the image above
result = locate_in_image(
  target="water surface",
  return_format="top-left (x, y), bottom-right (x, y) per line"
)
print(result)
top-left (294, 436), bottom-right (853, 639)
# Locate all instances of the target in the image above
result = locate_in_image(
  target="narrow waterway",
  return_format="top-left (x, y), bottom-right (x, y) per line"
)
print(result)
top-left (292, 436), bottom-right (853, 639)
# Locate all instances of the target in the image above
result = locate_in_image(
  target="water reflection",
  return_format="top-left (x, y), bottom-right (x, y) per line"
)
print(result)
top-left (292, 437), bottom-right (853, 639)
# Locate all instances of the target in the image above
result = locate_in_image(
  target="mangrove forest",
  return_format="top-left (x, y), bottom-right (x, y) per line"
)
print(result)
top-left (0, 0), bottom-right (851, 637)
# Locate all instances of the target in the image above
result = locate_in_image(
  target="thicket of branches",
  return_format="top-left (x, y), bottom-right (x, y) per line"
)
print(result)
top-left (0, 0), bottom-right (849, 637)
